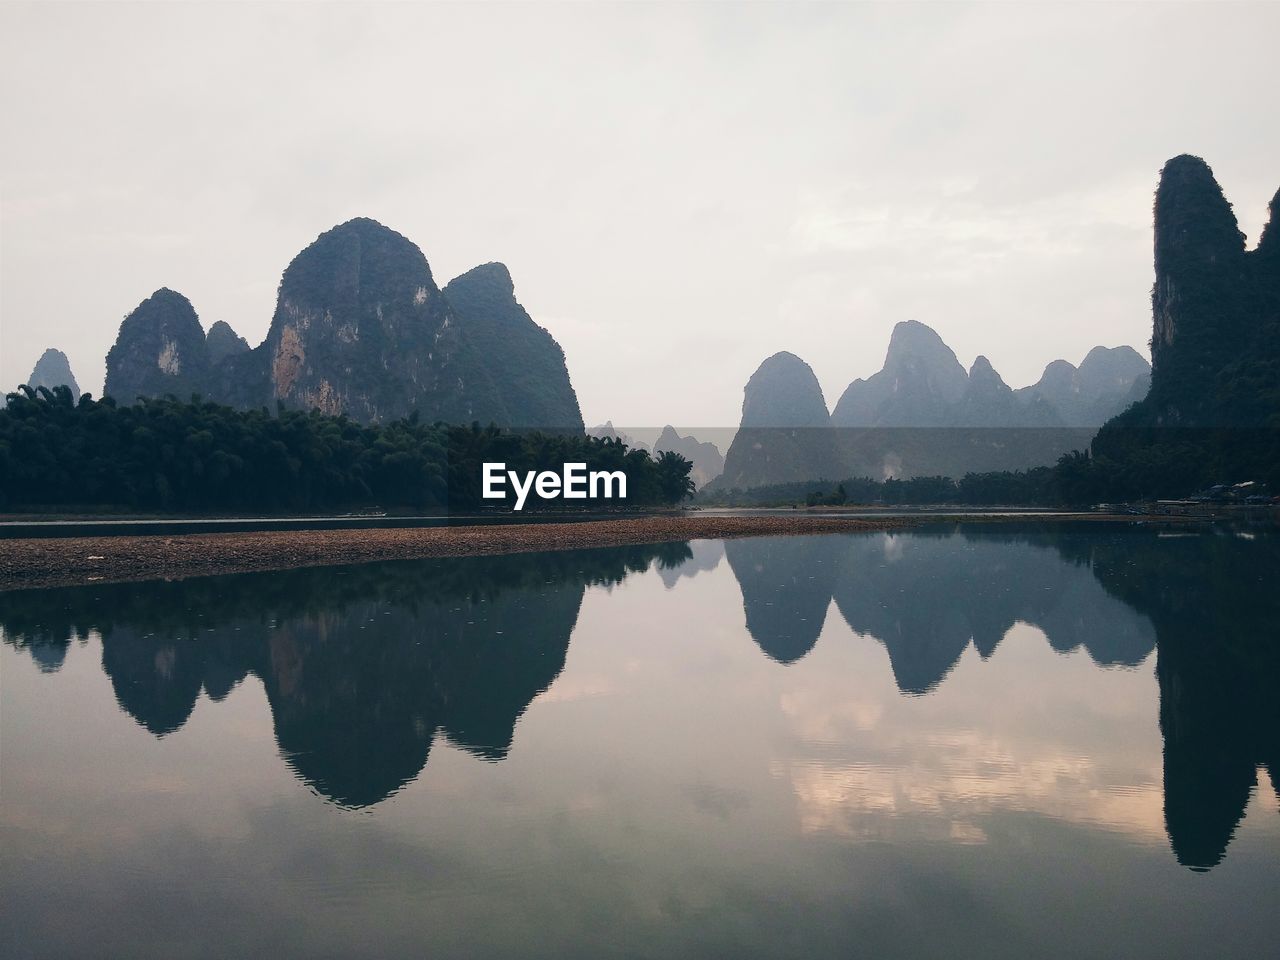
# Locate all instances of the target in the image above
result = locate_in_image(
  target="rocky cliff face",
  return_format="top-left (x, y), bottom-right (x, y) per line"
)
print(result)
top-left (260, 218), bottom-right (500, 423)
top-left (26, 348), bottom-right (80, 397)
top-left (105, 288), bottom-right (211, 403)
top-left (1150, 155), bottom-right (1249, 391)
top-left (100, 219), bottom-right (582, 429)
top-left (652, 425), bottom-right (724, 487)
top-left (442, 262), bottom-right (583, 430)
top-left (1092, 155), bottom-right (1280, 487)
top-left (1133, 155), bottom-right (1277, 425)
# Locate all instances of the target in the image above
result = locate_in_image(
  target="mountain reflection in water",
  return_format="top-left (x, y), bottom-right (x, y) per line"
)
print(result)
top-left (2, 544), bottom-right (690, 808)
top-left (3, 524), bottom-right (1277, 875)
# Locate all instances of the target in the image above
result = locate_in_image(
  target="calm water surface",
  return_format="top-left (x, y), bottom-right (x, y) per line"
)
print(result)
top-left (2, 522), bottom-right (1278, 958)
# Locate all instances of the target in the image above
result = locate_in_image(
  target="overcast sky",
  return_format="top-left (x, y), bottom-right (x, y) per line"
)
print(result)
top-left (2, 1), bottom-right (1278, 429)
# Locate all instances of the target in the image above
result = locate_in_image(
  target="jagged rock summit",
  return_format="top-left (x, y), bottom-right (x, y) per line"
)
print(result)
top-left (101, 218), bottom-right (583, 429)
top-left (832, 320), bottom-right (968, 427)
top-left (26, 348), bottom-right (80, 397)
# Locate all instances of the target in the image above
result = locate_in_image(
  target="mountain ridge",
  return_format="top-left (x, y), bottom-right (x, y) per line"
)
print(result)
top-left (101, 219), bottom-right (584, 429)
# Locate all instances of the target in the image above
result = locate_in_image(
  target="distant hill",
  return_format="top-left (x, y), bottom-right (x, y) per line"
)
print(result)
top-left (102, 219), bottom-right (583, 430)
top-left (1015, 346), bottom-right (1151, 427)
top-left (587, 421), bottom-right (650, 452)
top-left (652, 425), bottom-right (724, 488)
top-left (25, 348), bottom-right (80, 397)
top-left (718, 352), bottom-right (842, 487)
top-left (832, 320), bottom-right (969, 427)
top-left (831, 321), bottom-right (1148, 430)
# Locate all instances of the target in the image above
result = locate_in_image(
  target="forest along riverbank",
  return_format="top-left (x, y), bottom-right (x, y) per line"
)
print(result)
top-left (0, 514), bottom-right (930, 591)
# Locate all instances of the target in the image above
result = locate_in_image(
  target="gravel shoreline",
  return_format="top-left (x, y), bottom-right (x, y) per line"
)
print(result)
top-left (0, 515), bottom-right (927, 591)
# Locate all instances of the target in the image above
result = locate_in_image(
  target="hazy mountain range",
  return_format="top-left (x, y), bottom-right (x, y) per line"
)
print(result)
top-left (716, 323), bottom-right (1149, 488)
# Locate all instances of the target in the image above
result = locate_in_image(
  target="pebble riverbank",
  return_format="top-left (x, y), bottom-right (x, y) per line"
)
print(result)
top-left (0, 514), bottom-right (928, 591)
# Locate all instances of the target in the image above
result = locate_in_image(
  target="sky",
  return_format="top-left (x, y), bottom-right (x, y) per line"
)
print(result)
top-left (2, 1), bottom-right (1278, 430)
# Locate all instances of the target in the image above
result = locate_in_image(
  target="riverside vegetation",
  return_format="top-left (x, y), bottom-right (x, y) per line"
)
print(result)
top-left (0, 387), bottom-right (694, 513)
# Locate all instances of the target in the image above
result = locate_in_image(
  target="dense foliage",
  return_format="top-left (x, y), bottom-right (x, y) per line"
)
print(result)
top-left (0, 387), bottom-right (693, 513)
top-left (1054, 431), bottom-right (1280, 503)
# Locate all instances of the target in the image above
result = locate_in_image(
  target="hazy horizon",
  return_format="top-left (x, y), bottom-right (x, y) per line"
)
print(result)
top-left (2, 1), bottom-right (1278, 428)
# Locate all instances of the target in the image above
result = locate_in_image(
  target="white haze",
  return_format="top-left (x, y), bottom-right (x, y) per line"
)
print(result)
top-left (1, 1), bottom-right (1278, 428)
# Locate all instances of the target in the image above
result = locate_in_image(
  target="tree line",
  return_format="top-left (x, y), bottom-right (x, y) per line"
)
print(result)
top-left (0, 387), bottom-right (694, 513)
top-left (701, 466), bottom-right (1061, 508)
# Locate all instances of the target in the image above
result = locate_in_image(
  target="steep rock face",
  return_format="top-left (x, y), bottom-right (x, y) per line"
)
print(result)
top-left (1093, 156), bottom-right (1280, 487)
top-left (831, 320), bottom-right (968, 427)
top-left (260, 218), bottom-right (503, 423)
top-left (105, 288), bottom-right (211, 402)
top-left (1150, 155), bottom-right (1248, 384)
top-left (205, 321), bottom-right (250, 366)
top-left (652, 425), bottom-right (724, 487)
top-left (719, 353), bottom-right (838, 486)
top-left (26, 348), bottom-right (80, 397)
top-left (1118, 155), bottom-right (1279, 427)
top-left (442, 262), bottom-right (583, 430)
